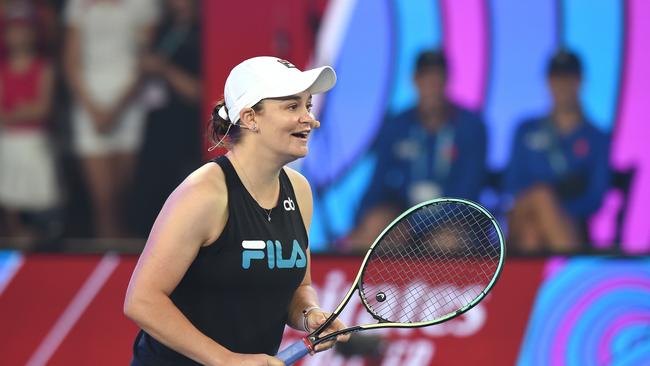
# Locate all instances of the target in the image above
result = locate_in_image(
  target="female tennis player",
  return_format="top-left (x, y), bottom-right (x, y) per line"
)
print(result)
top-left (124, 56), bottom-right (349, 365)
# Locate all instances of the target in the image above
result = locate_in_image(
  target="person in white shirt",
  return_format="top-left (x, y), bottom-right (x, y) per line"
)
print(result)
top-left (63, 0), bottom-right (158, 237)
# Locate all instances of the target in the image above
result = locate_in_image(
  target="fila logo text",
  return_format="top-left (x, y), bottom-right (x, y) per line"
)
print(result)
top-left (241, 240), bottom-right (306, 269)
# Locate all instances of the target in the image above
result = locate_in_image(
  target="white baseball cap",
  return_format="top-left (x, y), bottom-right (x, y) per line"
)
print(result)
top-left (219, 56), bottom-right (337, 124)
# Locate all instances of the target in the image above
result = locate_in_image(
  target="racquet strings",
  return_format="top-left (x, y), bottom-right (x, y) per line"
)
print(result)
top-left (360, 201), bottom-right (502, 324)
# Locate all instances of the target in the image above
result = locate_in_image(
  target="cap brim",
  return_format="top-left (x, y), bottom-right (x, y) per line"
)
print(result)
top-left (303, 66), bottom-right (337, 94)
top-left (265, 65), bottom-right (337, 99)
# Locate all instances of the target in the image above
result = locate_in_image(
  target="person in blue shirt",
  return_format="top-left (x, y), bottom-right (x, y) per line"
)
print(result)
top-left (347, 50), bottom-right (487, 249)
top-left (505, 50), bottom-right (610, 254)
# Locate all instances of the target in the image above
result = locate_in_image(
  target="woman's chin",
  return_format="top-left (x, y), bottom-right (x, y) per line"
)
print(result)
top-left (292, 146), bottom-right (309, 158)
top-left (278, 148), bottom-right (308, 164)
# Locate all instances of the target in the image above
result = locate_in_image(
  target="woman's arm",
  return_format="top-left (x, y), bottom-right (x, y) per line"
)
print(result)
top-left (124, 164), bottom-right (228, 365)
top-left (284, 168), bottom-right (319, 330)
top-left (124, 164), bottom-right (283, 366)
top-left (287, 252), bottom-right (320, 331)
top-left (63, 25), bottom-right (98, 117)
top-left (284, 168), bottom-right (350, 350)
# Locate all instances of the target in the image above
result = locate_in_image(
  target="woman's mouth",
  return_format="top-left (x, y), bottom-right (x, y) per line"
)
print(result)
top-left (291, 131), bottom-right (309, 140)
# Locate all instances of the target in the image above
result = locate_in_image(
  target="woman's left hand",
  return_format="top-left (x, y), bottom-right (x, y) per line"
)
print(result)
top-left (305, 309), bottom-right (351, 352)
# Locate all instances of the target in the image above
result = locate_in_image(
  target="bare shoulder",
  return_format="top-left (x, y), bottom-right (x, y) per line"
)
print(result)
top-left (283, 166), bottom-right (312, 199)
top-left (283, 166), bottom-right (313, 230)
top-left (175, 162), bottom-right (226, 202)
top-left (126, 162), bottom-right (230, 302)
top-left (186, 161), bottom-right (226, 189)
top-left (161, 162), bottom-right (228, 246)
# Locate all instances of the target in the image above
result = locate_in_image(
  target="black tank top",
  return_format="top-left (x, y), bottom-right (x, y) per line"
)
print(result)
top-left (131, 156), bottom-right (309, 365)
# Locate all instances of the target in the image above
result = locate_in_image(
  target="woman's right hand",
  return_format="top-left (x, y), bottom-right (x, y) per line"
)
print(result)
top-left (221, 352), bottom-right (285, 366)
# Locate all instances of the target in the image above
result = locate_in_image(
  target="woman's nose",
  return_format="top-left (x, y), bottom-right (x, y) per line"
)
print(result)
top-left (301, 112), bottom-right (320, 128)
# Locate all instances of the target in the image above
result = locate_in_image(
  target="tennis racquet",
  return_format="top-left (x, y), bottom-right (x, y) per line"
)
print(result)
top-left (277, 198), bottom-right (506, 364)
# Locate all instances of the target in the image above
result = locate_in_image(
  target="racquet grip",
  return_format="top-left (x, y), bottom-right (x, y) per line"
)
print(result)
top-left (276, 338), bottom-right (312, 365)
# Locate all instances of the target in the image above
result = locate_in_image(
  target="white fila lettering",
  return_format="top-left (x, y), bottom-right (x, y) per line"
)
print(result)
top-left (241, 240), bottom-right (306, 269)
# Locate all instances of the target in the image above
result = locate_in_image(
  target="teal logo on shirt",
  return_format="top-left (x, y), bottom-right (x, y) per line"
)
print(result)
top-left (241, 240), bottom-right (306, 269)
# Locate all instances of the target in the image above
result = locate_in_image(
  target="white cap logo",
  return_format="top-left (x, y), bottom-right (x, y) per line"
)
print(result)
top-left (276, 59), bottom-right (297, 68)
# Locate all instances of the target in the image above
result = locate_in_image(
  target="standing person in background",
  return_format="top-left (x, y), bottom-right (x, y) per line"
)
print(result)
top-left (63, 0), bottom-right (158, 238)
top-left (129, 0), bottom-right (202, 237)
top-left (347, 50), bottom-right (487, 249)
top-left (124, 56), bottom-right (348, 365)
top-left (0, 10), bottom-right (59, 244)
top-left (504, 50), bottom-right (610, 254)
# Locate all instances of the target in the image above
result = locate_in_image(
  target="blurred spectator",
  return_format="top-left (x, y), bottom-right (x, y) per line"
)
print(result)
top-left (347, 50), bottom-right (487, 249)
top-left (63, 0), bottom-right (158, 238)
top-left (0, 9), bottom-right (59, 244)
top-left (128, 0), bottom-right (202, 236)
top-left (504, 50), bottom-right (610, 254)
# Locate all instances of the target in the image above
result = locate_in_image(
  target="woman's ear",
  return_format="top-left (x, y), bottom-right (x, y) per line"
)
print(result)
top-left (239, 107), bottom-right (258, 132)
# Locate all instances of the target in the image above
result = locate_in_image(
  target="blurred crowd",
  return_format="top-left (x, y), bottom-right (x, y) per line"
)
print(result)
top-left (0, 0), bottom-right (202, 250)
top-left (0, 1), bottom-right (620, 256)
top-left (346, 49), bottom-right (612, 256)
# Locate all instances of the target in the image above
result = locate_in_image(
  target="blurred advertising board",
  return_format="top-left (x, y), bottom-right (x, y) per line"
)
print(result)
top-left (0, 252), bottom-right (648, 365)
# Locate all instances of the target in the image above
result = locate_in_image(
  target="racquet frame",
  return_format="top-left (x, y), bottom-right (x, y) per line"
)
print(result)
top-left (303, 198), bottom-right (506, 349)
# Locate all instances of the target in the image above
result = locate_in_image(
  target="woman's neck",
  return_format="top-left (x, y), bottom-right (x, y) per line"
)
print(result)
top-left (227, 148), bottom-right (282, 207)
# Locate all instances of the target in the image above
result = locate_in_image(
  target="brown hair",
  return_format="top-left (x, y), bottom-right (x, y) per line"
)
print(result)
top-left (208, 99), bottom-right (264, 148)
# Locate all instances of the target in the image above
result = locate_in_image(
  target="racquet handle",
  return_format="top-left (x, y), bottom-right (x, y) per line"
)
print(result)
top-left (276, 337), bottom-right (312, 365)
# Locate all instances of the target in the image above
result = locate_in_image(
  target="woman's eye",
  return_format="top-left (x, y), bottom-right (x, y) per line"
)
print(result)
top-left (306, 104), bottom-right (313, 112)
top-left (288, 104), bottom-right (298, 110)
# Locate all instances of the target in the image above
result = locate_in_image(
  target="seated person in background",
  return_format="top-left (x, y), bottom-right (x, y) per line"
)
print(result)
top-left (347, 50), bottom-right (487, 249)
top-left (504, 50), bottom-right (610, 254)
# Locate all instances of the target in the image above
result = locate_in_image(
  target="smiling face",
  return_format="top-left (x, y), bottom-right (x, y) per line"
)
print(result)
top-left (241, 90), bottom-right (318, 162)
